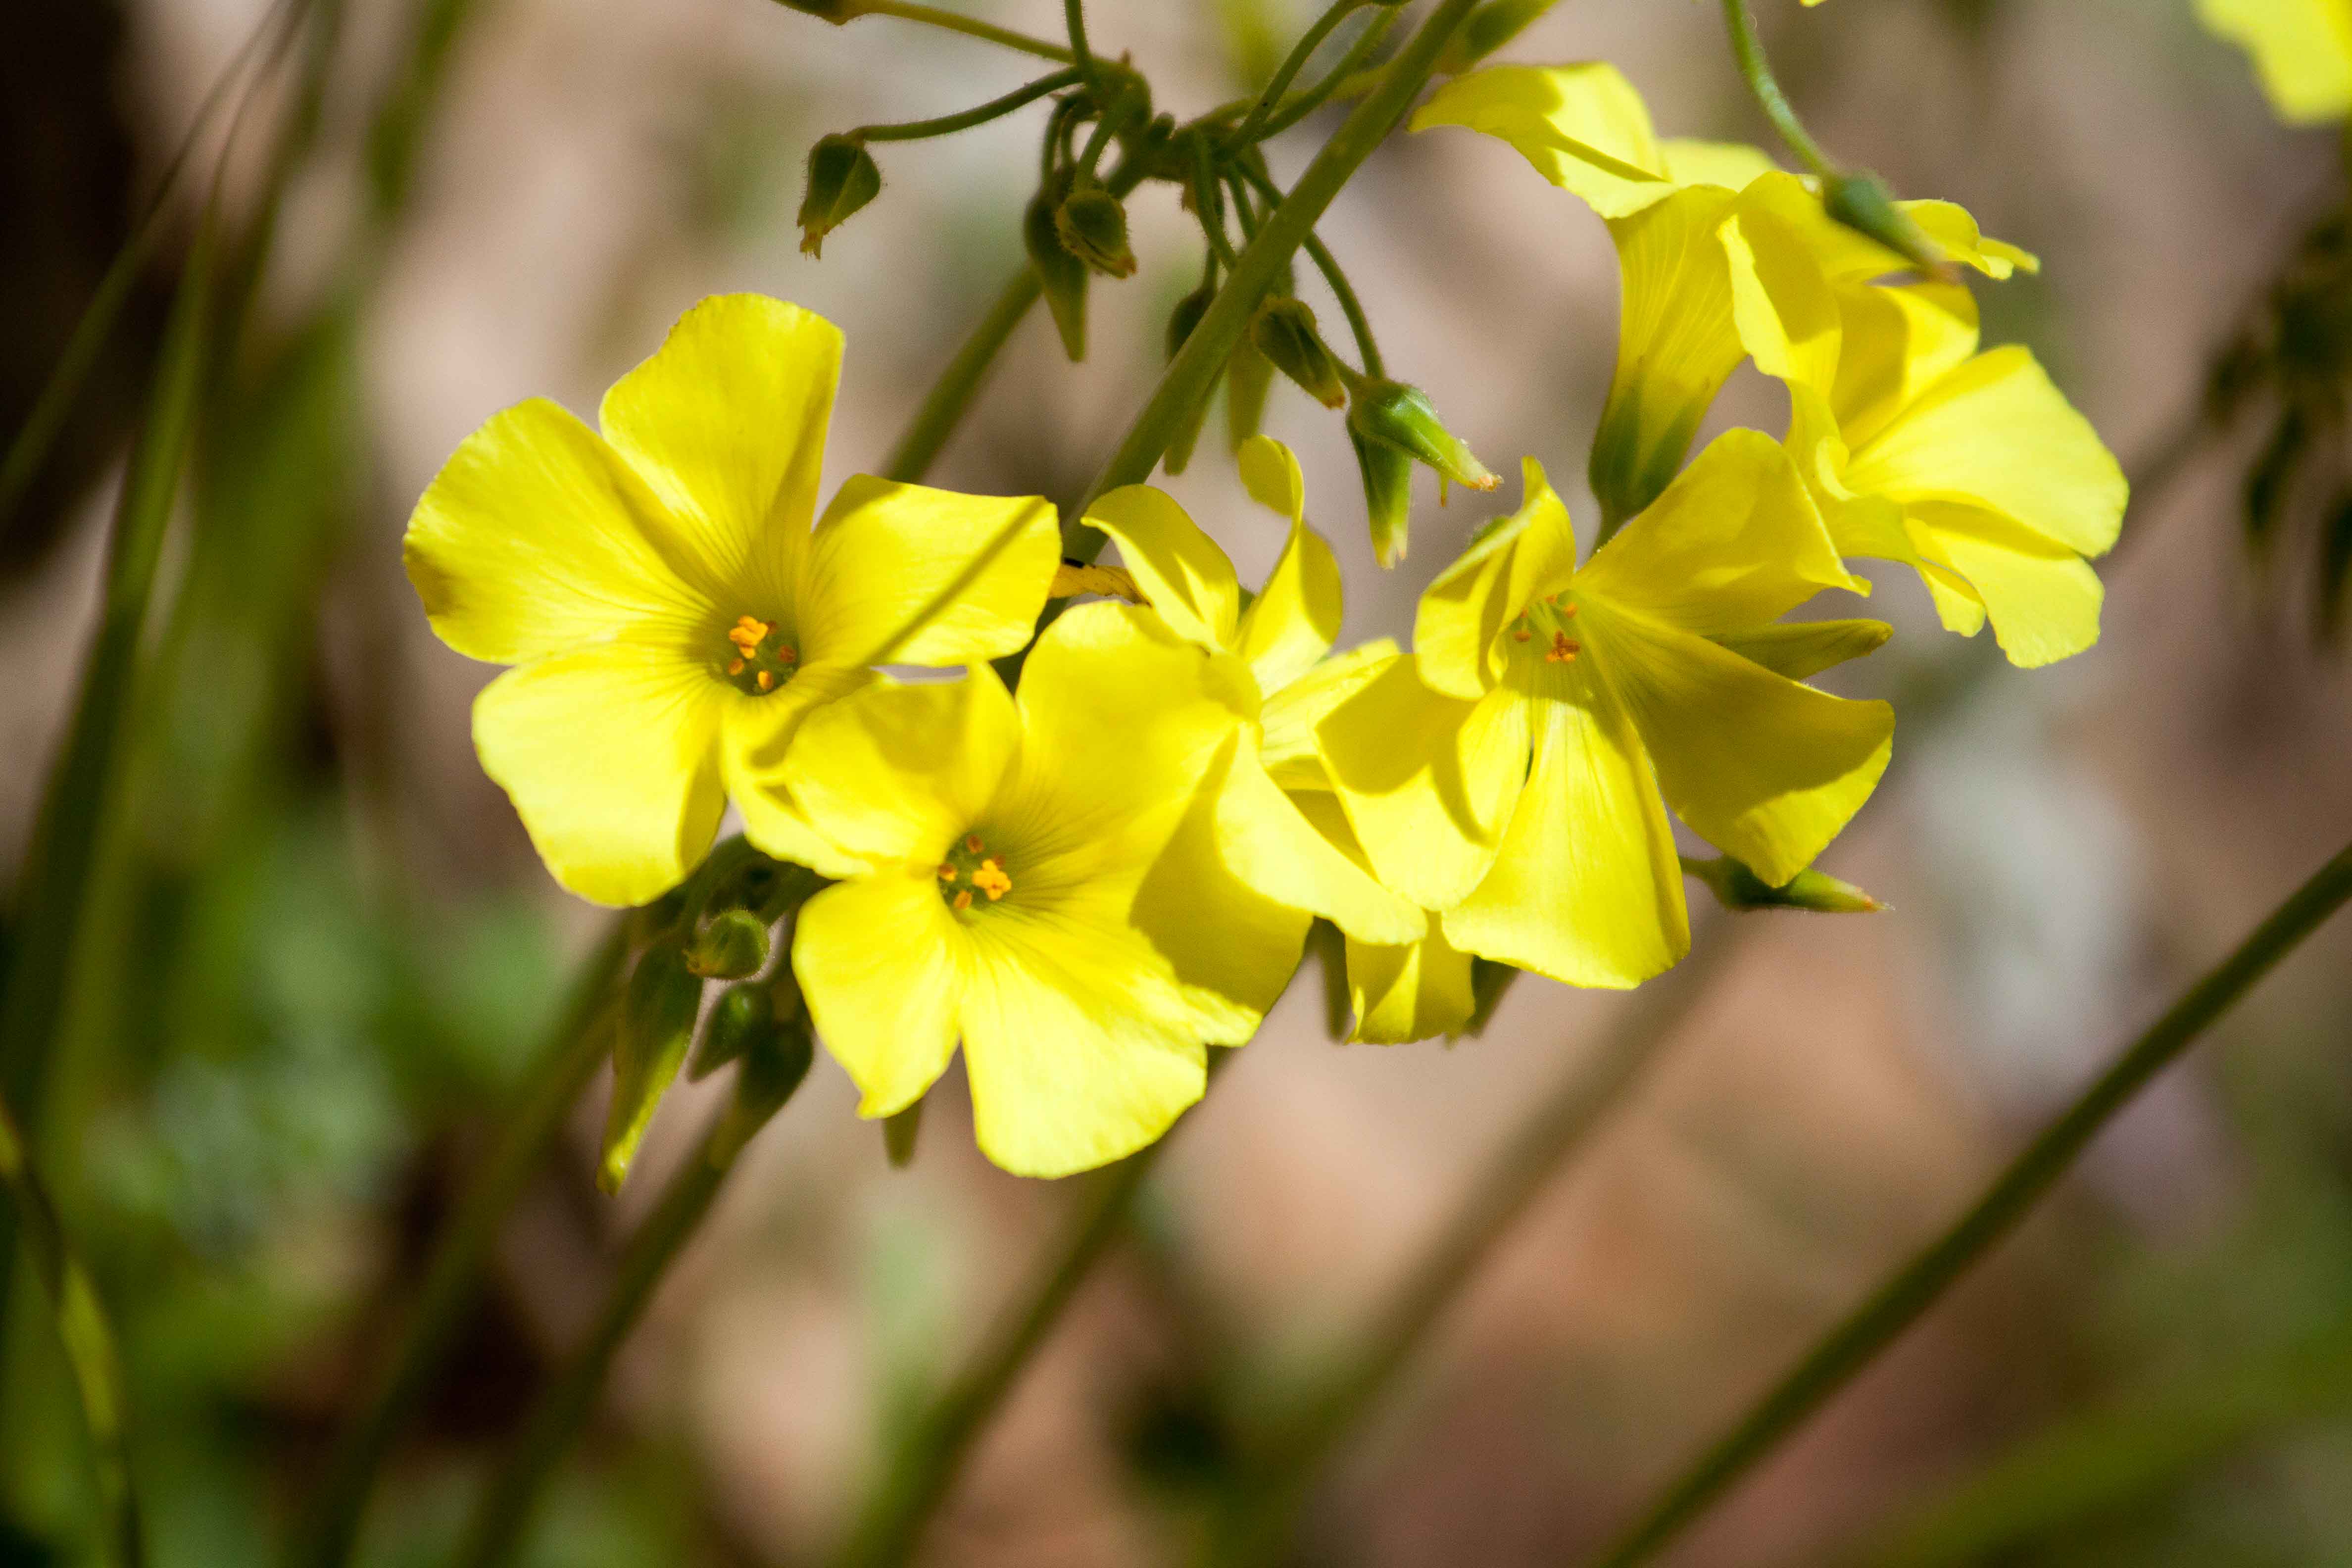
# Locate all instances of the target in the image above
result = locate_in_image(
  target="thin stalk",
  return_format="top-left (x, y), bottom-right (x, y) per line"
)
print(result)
top-left (0, 1094), bottom-right (141, 1568)
top-left (1720, 0), bottom-right (1834, 177)
top-left (290, 923), bottom-right (627, 1568)
top-left (852, 0), bottom-right (1073, 62)
top-left (1228, 0), bottom-right (1365, 149)
top-left (1070, 0), bottom-right (1485, 549)
top-left (1248, 6), bottom-right (1401, 144)
top-left (1232, 161), bottom-right (1381, 376)
top-left (830, 1137), bottom-right (1176, 1568)
top-left (1210, 928), bottom-right (1745, 1566)
top-left (1063, 0), bottom-right (1098, 91)
top-left (1591, 836), bottom-right (2352, 1568)
top-left (453, 1071), bottom-right (802, 1568)
top-left (881, 270), bottom-right (1041, 485)
top-left (853, 68), bottom-right (1082, 142)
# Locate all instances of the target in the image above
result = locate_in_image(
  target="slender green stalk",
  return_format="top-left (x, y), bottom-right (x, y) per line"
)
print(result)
top-left (830, 1139), bottom-right (1175, 1568)
top-left (1228, 0), bottom-right (1364, 148)
top-left (1070, 0), bottom-right (1484, 550)
top-left (1247, 6), bottom-right (1401, 144)
top-left (1063, 0), bottom-right (1098, 90)
top-left (1209, 928), bottom-right (1746, 1567)
top-left (453, 1063), bottom-right (805, 1568)
top-left (0, 1094), bottom-right (141, 1568)
top-left (1591, 837), bottom-right (2352, 1568)
top-left (290, 923), bottom-right (627, 1568)
top-left (853, 68), bottom-right (1082, 142)
top-left (852, 0), bottom-right (1074, 62)
top-left (881, 270), bottom-right (1041, 485)
top-left (1720, 0), bottom-right (1833, 177)
top-left (1231, 161), bottom-right (1381, 376)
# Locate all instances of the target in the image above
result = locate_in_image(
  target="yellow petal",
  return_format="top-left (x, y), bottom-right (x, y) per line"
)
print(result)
top-left (773, 668), bottom-right (1021, 868)
top-left (1415, 457), bottom-right (1579, 701)
top-left (1259, 638), bottom-right (1399, 788)
top-left (1085, 486), bottom-right (1243, 653)
top-left (1900, 201), bottom-right (2040, 280)
top-left (1443, 683), bottom-right (1687, 989)
top-left (798, 476), bottom-right (1058, 667)
top-left (1235, 518), bottom-right (1344, 698)
top-left (793, 874), bottom-right (968, 1117)
top-left (1346, 926), bottom-right (1476, 1045)
top-left (1579, 429), bottom-right (1860, 633)
top-left (1409, 62), bottom-right (1677, 217)
top-left (1845, 346), bottom-right (2128, 559)
top-left (1658, 138), bottom-right (1781, 191)
top-left (1721, 187), bottom-right (1844, 392)
top-left (471, 641), bottom-right (726, 906)
top-left (1212, 737), bottom-right (1425, 946)
top-left (1237, 434), bottom-right (1308, 523)
top-left (1828, 281), bottom-right (1981, 448)
top-left (720, 660), bottom-right (877, 877)
top-left (1911, 502), bottom-right (2106, 668)
top-left (1584, 600), bottom-right (1893, 886)
top-left (1318, 659), bottom-right (1529, 910)
top-left (597, 294), bottom-right (840, 605)
top-left (404, 398), bottom-right (711, 665)
top-left (1710, 618), bottom-right (1893, 681)
top-left (2198, 0), bottom-right (2352, 122)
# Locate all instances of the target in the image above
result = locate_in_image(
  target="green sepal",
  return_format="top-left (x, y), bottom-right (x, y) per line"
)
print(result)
top-left (798, 135), bottom-right (881, 259)
top-left (600, 944), bottom-right (703, 1194)
top-left (1225, 334), bottom-right (1274, 452)
top-left (1055, 186), bottom-right (1138, 279)
top-left (685, 909), bottom-right (770, 980)
top-left (1709, 619), bottom-right (1893, 682)
top-left (1350, 424), bottom-right (1415, 567)
top-left (1681, 855), bottom-right (1887, 914)
top-left (1822, 171), bottom-right (1946, 277)
top-left (689, 982), bottom-right (768, 1081)
top-left (1464, 958), bottom-right (1519, 1037)
top-left (1346, 378), bottom-right (1499, 493)
top-left (1027, 181), bottom-right (1091, 361)
top-left (1436, 0), bottom-right (1562, 73)
top-left (1250, 297), bottom-right (1346, 408)
top-left (1162, 281), bottom-right (1216, 475)
top-left (883, 1100), bottom-right (924, 1168)
top-left (711, 1009), bottom-right (816, 1168)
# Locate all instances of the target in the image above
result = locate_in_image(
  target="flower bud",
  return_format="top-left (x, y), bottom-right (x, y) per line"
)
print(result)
top-left (710, 1004), bottom-right (816, 1166)
top-left (685, 908), bottom-right (770, 979)
top-left (600, 944), bottom-right (703, 1193)
top-left (1350, 425), bottom-right (1415, 567)
top-left (1026, 184), bottom-right (1090, 360)
top-left (1250, 297), bottom-right (1347, 409)
top-left (1225, 334), bottom-right (1274, 452)
top-left (1681, 855), bottom-right (1887, 915)
top-left (883, 1100), bottom-right (924, 1168)
top-left (1822, 171), bottom-right (1947, 278)
top-left (1346, 379), bottom-right (1499, 494)
top-left (1163, 282), bottom-right (1215, 474)
top-left (797, 136), bottom-right (881, 259)
top-left (689, 981), bottom-right (765, 1081)
top-left (1054, 186), bottom-right (1138, 279)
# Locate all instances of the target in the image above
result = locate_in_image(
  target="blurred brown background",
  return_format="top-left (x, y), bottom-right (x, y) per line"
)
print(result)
top-left (2, 1), bottom-right (2350, 1565)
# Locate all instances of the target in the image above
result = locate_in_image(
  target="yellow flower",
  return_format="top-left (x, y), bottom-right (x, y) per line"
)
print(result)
top-left (2198, 0), bottom-right (2352, 123)
top-left (1412, 63), bottom-right (2032, 525)
top-left (403, 294), bottom-right (1058, 906)
top-left (1318, 432), bottom-right (1894, 989)
top-left (1784, 280), bottom-right (2129, 667)
top-left (782, 604), bottom-right (1268, 1177)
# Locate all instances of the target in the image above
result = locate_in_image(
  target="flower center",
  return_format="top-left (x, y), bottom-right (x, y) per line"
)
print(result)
top-left (1508, 594), bottom-right (1581, 664)
top-left (937, 832), bottom-right (1014, 914)
top-left (722, 615), bottom-right (798, 694)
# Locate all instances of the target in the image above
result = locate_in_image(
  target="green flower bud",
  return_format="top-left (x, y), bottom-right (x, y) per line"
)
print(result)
top-left (685, 908), bottom-right (770, 979)
top-left (1346, 379), bottom-right (1499, 495)
top-left (1681, 855), bottom-right (1887, 915)
top-left (1054, 186), bottom-right (1138, 279)
top-left (1225, 334), bottom-right (1274, 452)
top-left (1822, 171), bottom-right (1946, 277)
top-left (689, 982), bottom-right (767, 1081)
top-left (883, 1099), bottom-right (924, 1168)
top-left (797, 135), bottom-right (880, 258)
top-left (1026, 183), bottom-right (1090, 361)
top-left (1163, 282), bottom-right (1216, 475)
top-left (1350, 425), bottom-right (1415, 567)
top-left (600, 945), bottom-right (703, 1193)
top-left (1250, 297), bottom-right (1347, 409)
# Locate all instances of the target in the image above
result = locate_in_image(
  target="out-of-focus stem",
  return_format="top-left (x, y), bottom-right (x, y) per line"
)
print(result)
top-left (1720, 0), bottom-right (1834, 177)
top-left (1231, 160), bottom-right (1381, 377)
top-left (854, 0), bottom-right (1074, 62)
top-left (1228, 0), bottom-right (1365, 149)
top-left (854, 68), bottom-right (1083, 143)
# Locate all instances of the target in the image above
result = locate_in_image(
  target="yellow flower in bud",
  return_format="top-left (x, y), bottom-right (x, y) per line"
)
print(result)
top-left (404, 294), bottom-right (1058, 905)
top-left (2198, 0), bottom-right (2352, 123)
top-left (1319, 432), bottom-right (1894, 989)
top-left (783, 605), bottom-right (1267, 1177)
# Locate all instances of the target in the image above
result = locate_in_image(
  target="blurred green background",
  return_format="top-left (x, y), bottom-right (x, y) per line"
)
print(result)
top-left (2, 0), bottom-right (2351, 1564)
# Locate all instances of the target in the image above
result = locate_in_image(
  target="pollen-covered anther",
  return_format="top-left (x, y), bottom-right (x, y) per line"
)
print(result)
top-left (720, 614), bottom-right (799, 695)
top-left (940, 833), bottom-right (1013, 911)
top-left (971, 858), bottom-right (1012, 901)
top-left (1547, 632), bottom-right (1580, 663)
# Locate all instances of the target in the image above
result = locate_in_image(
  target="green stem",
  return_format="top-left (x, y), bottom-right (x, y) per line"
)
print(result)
top-left (830, 1137), bottom-right (1175, 1568)
top-left (289, 922), bottom-right (627, 1568)
top-left (881, 269), bottom-right (1042, 485)
top-left (1232, 160), bottom-right (1381, 376)
top-left (1720, 0), bottom-right (1834, 177)
top-left (852, 0), bottom-right (1073, 62)
top-left (1210, 929), bottom-right (1745, 1566)
top-left (1063, 0), bottom-right (1098, 90)
top-left (1068, 0), bottom-right (1484, 552)
top-left (1247, 6), bottom-right (1400, 144)
top-left (453, 1071), bottom-right (801, 1568)
top-left (0, 1093), bottom-right (142, 1568)
top-left (1228, 0), bottom-right (1364, 148)
top-left (853, 67), bottom-right (1082, 142)
top-left (1590, 836), bottom-right (2352, 1568)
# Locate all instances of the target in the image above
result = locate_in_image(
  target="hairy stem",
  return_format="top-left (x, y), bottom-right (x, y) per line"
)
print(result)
top-left (1248, 6), bottom-right (1401, 144)
top-left (1232, 160), bottom-right (1381, 376)
top-left (1228, 0), bottom-right (1364, 148)
top-left (854, 67), bottom-right (1082, 142)
top-left (1720, 0), bottom-right (1834, 177)
top-left (853, 0), bottom-right (1074, 62)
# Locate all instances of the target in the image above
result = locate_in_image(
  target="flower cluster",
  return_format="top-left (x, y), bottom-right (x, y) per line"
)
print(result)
top-left (407, 75), bottom-right (2123, 1182)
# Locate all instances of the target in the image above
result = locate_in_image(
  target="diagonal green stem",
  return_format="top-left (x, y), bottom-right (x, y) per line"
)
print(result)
top-left (0, 1093), bottom-right (142, 1568)
top-left (1228, 0), bottom-right (1364, 149)
top-left (1590, 836), bottom-right (2352, 1568)
top-left (851, 0), bottom-right (1073, 62)
top-left (882, 270), bottom-right (1041, 485)
top-left (1230, 160), bottom-right (1381, 377)
top-left (1720, 0), bottom-right (1833, 177)
top-left (1246, 5), bottom-right (1400, 145)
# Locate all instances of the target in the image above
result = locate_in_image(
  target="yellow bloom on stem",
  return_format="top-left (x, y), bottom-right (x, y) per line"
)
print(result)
top-left (403, 294), bottom-right (1058, 906)
top-left (1784, 280), bottom-right (2129, 667)
top-left (2198, 0), bottom-right (2352, 124)
top-left (1411, 62), bottom-right (2032, 526)
top-left (782, 604), bottom-right (1269, 1178)
top-left (1318, 432), bottom-right (1894, 989)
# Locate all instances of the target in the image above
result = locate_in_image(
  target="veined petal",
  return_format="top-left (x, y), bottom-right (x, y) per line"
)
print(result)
top-left (1659, 139), bottom-right (1780, 191)
top-left (1085, 486), bottom-right (1242, 653)
top-left (720, 660), bottom-right (877, 877)
top-left (793, 876), bottom-right (967, 1117)
top-left (1829, 281), bottom-right (1981, 448)
top-left (404, 398), bottom-right (712, 665)
top-left (799, 476), bottom-right (1058, 667)
top-left (1721, 186), bottom-right (1844, 392)
top-left (1585, 601), bottom-right (1892, 886)
top-left (1213, 738), bottom-right (1425, 946)
top-left (1443, 681), bottom-right (1687, 989)
top-left (1711, 618), bottom-right (1893, 681)
top-left (1346, 926), bottom-right (1475, 1045)
top-left (1911, 501), bottom-right (2106, 668)
top-left (1317, 658), bottom-right (1529, 910)
top-left (472, 641), bottom-right (726, 906)
top-left (597, 294), bottom-right (840, 607)
top-left (1260, 638), bottom-right (1398, 788)
top-left (773, 668), bottom-right (1021, 868)
top-left (1235, 442), bottom-right (1344, 696)
top-left (1409, 62), bottom-right (1677, 218)
top-left (1847, 346), bottom-right (2127, 558)
top-left (2198, 0), bottom-right (2352, 122)
top-left (1580, 429), bottom-right (1860, 633)
top-left (1415, 458), bottom-right (1579, 700)
top-left (1738, 171), bottom-right (2036, 283)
